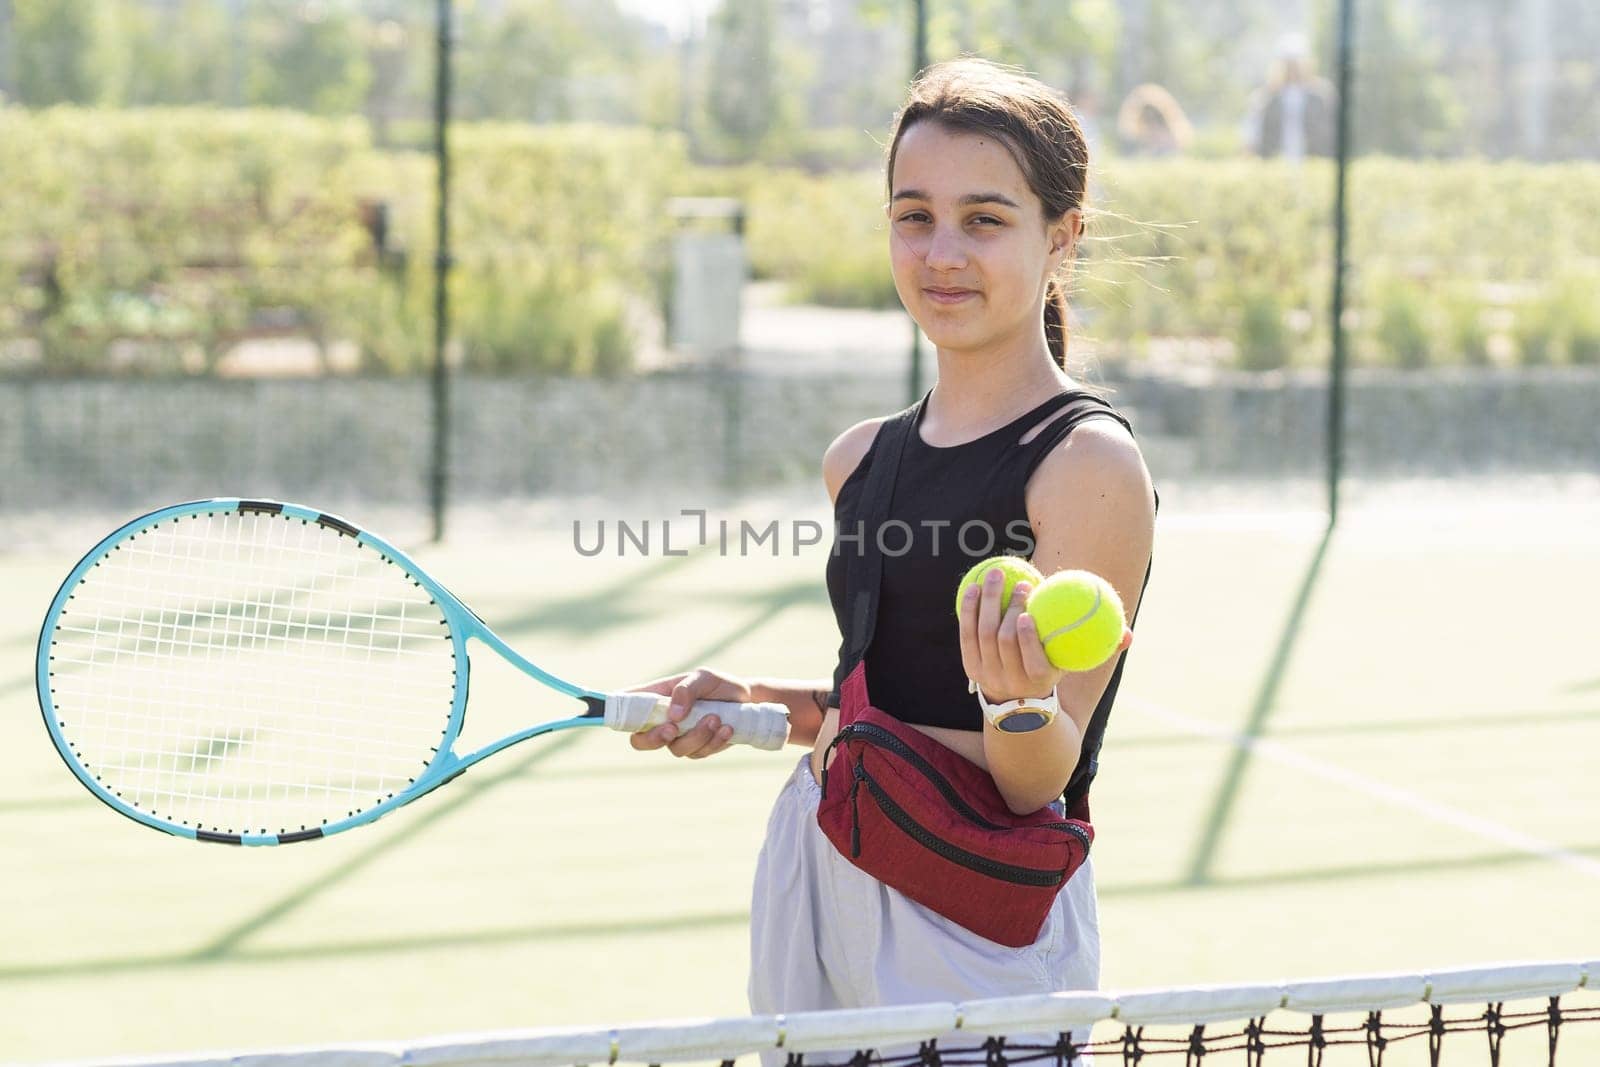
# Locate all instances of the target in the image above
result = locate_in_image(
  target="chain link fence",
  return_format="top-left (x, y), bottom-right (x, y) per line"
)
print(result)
top-left (1, 0), bottom-right (1596, 526)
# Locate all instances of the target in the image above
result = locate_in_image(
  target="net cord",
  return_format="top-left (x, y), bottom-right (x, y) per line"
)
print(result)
top-left (26, 960), bottom-right (1597, 1067)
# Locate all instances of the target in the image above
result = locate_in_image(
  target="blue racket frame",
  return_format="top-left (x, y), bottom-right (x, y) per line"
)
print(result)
top-left (37, 498), bottom-right (610, 846)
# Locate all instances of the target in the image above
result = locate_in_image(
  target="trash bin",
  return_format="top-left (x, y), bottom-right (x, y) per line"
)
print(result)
top-left (666, 197), bottom-right (745, 359)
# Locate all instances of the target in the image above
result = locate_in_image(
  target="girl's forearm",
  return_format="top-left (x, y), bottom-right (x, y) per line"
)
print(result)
top-left (982, 710), bottom-right (1083, 815)
top-left (748, 677), bottom-right (834, 747)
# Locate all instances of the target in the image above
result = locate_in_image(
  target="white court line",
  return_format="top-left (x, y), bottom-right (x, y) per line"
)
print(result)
top-left (1127, 697), bottom-right (1600, 883)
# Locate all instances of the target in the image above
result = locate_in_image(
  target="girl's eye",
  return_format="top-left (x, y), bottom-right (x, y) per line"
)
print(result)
top-left (899, 213), bottom-right (1003, 226)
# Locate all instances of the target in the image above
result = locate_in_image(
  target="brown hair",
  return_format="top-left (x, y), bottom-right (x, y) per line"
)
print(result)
top-left (885, 57), bottom-right (1091, 369)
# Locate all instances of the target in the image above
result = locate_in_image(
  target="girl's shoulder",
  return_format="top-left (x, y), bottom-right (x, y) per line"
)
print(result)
top-left (822, 415), bottom-right (890, 504)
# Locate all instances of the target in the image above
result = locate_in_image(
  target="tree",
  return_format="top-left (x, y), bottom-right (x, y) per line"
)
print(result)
top-left (99, 0), bottom-right (233, 106)
top-left (14, 0), bottom-right (99, 106)
top-left (1313, 0), bottom-right (1463, 157)
top-left (0, 0), bottom-right (15, 101)
top-left (704, 0), bottom-right (779, 159)
top-left (858, 0), bottom-right (1120, 91)
top-left (246, 3), bottom-right (371, 116)
top-left (455, 0), bottom-right (582, 122)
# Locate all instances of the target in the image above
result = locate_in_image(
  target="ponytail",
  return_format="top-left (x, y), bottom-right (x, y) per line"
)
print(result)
top-left (1043, 276), bottom-right (1068, 369)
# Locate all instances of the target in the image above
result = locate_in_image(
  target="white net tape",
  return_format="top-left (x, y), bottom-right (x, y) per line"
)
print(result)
top-left (28, 960), bottom-right (1600, 1067)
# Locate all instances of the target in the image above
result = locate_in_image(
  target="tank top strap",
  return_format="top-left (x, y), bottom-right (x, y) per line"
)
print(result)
top-left (1003, 391), bottom-right (1135, 497)
top-left (906, 388), bottom-right (1100, 464)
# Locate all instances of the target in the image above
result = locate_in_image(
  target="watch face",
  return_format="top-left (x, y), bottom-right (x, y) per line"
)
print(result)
top-left (996, 709), bottom-right (1053, 732)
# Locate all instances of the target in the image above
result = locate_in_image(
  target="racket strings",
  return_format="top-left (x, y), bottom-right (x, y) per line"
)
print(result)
top-left (53, 600), bottom-right (445, 649)
top-left (65, 512), bottom-right (446, 831)
top-left (49, 509), bottom-right (457, 835)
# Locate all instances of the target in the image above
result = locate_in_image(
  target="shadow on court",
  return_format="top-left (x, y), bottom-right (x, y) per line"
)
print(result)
top-left (1114, 705), bottom-right (1600, 747)
top-left (0, 906), bottom-right (749, 982)
top-left (483, 549), bottom-right (704, 637)
top-left (9, 835), bottom-right (1595, 982)
top-left (0, 568), bottom-right (822, 985)
top-left (1180, 524), bottom-right (1336, 888)
top-left (1103, 840), bottom-right (1600, 899)
top-left (0, 673), bottom-right (34, 701)
top-left (480, 542), bottom-right (825, 646)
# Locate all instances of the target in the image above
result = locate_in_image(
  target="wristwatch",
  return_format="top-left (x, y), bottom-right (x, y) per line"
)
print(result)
top-left (969, 679), bottom-right (1062, 733)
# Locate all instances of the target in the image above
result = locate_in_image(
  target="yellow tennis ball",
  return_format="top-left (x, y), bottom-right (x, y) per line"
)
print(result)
top-left (954, 555), bottom-right (1043, 616)
top-left (1025, 570), bottom-right (1125, 672)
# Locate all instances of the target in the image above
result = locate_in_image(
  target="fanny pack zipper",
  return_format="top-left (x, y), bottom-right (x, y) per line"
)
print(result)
top-left (824, 721), bottom-right (1090, 847)
top-left (851, 759), bottom-right (1066, 887)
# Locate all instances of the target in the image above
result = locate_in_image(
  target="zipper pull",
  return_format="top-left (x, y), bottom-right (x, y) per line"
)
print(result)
top-left (849, 759), bottom-right (864, 858)
top-left (820, 726), bottom-right (852, 797)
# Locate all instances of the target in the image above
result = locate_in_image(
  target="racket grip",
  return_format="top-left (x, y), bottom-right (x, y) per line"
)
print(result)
top-left (604, 694), bottom-right (790, 751)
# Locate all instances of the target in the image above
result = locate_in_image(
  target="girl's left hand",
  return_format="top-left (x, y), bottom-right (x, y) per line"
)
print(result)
top-left (956, 569), bottom-right (1062, 704)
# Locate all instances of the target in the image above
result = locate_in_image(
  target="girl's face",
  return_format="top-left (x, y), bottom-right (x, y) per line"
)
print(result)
top-left (886, 122), bottom-right (1078, 357)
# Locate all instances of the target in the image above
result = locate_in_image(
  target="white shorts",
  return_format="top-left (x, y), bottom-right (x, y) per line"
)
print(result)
top-left (748, 752), bottom-right (1100, 1064)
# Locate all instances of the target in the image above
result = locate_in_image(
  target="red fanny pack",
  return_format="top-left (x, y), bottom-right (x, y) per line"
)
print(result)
top-left (816, 661), bottom-right (1093, 949)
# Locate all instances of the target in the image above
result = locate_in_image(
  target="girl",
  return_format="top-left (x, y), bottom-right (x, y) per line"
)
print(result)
top-left (629, 57), bottom-right (1156, 1050)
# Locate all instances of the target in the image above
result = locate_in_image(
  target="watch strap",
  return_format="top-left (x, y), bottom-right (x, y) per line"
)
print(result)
top-left (968, 679), bottom-right (1061, 733)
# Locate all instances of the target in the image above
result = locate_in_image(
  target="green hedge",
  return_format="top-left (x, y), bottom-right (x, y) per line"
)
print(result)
top-left (3, 109), bottom-right (1597, 376)
top-left (737, 156), bottom-right (1600, 371)
top-left (0, 109), bottom-right (373, 372)
top-left (0, 109), bottom-right (689, 376)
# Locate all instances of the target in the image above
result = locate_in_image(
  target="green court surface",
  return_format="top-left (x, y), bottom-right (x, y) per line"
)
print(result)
top-left (1, 492), bottom-right (1596, 1063)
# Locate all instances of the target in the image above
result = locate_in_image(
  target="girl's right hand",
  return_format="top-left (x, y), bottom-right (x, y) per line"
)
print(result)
top-left (625, 666), bottom-right (752, 759)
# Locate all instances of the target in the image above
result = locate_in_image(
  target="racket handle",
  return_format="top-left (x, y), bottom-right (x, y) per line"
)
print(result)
top-left (603, 693), bottom-right (790, 751)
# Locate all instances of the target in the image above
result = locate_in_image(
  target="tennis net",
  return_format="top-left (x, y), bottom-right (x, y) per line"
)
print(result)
top-left (34, 960), bottom-right (1600, 1067)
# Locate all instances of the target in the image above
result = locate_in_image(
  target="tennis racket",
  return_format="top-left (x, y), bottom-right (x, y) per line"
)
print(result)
top-left (36, 498), bottom-right (790, 846)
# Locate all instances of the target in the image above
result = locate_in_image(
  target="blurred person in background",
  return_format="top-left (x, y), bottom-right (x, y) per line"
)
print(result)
top-left (1247, 32), bottom-right (1337, 160)
top-left (1115, 82), bottom-right (1194, 157)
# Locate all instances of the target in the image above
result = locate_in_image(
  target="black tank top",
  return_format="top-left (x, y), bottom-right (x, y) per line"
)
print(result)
top-left (824, 388), bottom-right (1157, 802)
